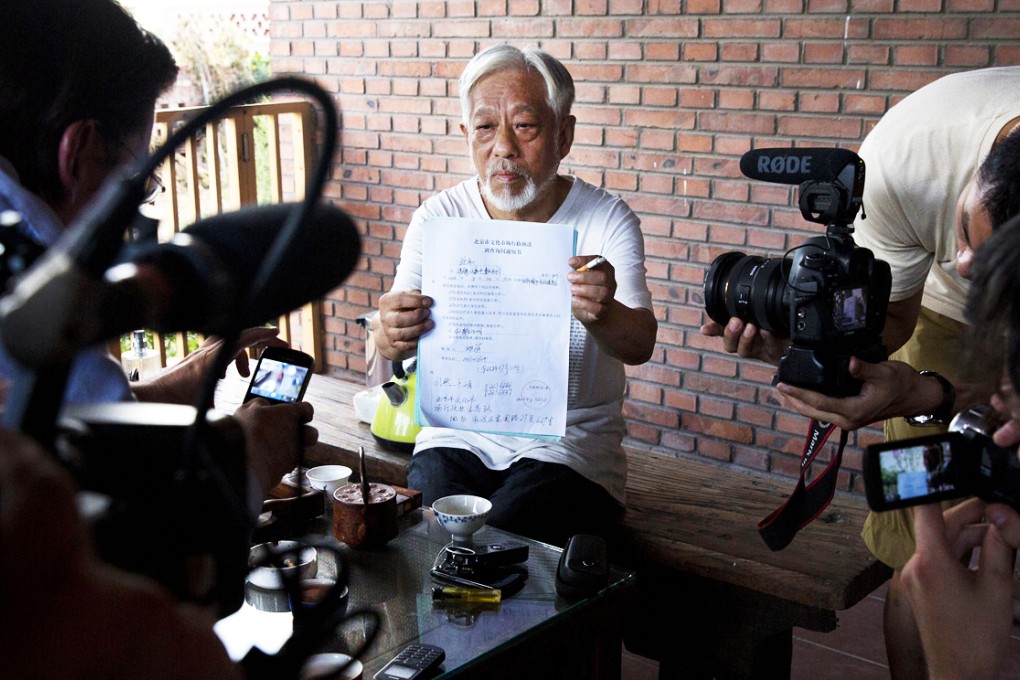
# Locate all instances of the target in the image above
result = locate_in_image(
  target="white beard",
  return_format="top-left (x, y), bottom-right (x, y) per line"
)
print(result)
top-left (481, 162), bottom-right (556, 214)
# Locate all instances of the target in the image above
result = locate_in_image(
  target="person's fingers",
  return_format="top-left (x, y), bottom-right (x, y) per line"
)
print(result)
top-left (912, 502), bottom-right (951, 558)
top-left (234, 350), bottom-right (252, 377)
top-left (985, 504), bottom-right (1020, 550)
top-left (700, 321), bottom-right (723, 337)
top-left (992, 417), bottom-right (1020, 448)
top-left (978, 522), bottom-right (1018, 585)
top-left (950, 523), bottom-right (990, 561)
top-left (942, 497), bottom-right (991, 537)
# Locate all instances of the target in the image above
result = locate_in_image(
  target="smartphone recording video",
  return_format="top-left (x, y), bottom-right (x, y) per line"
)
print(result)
top-left (243, 347), bottom-right (314, 404)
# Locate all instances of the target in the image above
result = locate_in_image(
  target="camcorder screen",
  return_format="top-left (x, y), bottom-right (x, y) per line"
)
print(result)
top-left (864, 433), bottom-right (968, 511)
top-left (832, 285), bottom-right (868, 332)
top-left (249, 358), bottom-right (309, 403)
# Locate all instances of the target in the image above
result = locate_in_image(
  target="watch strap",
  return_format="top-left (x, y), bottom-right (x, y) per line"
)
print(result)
top-left (904, 370), bottom-right (955, 427)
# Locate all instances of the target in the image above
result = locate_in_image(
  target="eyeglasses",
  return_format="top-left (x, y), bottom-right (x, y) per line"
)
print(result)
top-left (117, 139), bottom-right (165, 204)
top-left (140, 170), bottom-right (165, 204)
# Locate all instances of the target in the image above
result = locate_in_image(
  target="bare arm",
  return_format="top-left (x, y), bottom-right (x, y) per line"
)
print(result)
top-left (567, 255), bottom-right (657, 365)
top-left (883, 291), bottom-right (924, 354)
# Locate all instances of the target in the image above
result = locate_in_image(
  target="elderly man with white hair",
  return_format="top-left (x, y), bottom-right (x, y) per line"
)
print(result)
top-left (374, 44), bottom-right (657, 547)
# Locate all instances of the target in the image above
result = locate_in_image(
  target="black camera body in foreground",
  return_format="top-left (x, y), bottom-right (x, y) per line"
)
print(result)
top-left (863, 405), bottom-right (1020, 513)
top-left (704, 148), bottom-right (892, 397)
top-left (59, 402), bottom-right (250, 617)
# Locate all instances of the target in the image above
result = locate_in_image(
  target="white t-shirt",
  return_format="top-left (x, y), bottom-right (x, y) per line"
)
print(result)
top-left (852, 66), bottom-right (1020, 323)
top-left (390, 176), bottom-right (653, 504)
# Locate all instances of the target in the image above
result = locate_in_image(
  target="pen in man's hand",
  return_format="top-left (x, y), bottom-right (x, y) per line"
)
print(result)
top-left (576, 255), bottom-right (606, 272)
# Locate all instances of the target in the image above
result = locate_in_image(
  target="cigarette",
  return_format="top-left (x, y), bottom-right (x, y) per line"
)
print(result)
top-left (576, 255), bottom-right (606, 272)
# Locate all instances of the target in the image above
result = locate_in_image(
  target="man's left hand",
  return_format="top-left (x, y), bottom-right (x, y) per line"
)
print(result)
top-left (132, 326), bottom-right (287, 405)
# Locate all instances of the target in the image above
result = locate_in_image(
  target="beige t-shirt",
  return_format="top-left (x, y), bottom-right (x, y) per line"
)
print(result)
top-left (852, 66), bottom-right (1020, 323)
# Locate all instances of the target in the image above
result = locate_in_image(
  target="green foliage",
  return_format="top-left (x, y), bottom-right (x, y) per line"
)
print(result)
top-left (171, 16), bottom-right (269, 106)
top-left (119, 331), bottom-right (201, 359)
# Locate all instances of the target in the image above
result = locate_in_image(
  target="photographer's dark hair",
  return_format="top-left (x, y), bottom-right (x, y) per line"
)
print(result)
top-left (978, 129), bottom-right (1020, 230)
top-left (965, 213), bottom-right (1020, 393)
top-left (0, 0), bottom-right (177, 202)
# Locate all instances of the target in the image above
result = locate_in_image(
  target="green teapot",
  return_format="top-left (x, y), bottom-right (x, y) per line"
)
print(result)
top-left (370, 359), bottom-right (422, 452)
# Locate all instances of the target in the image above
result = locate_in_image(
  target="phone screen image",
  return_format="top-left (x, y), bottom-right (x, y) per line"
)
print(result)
top-left (249, 357), bottom-right (310, 403)
top-left (875, 439), bottom-right (959, 506)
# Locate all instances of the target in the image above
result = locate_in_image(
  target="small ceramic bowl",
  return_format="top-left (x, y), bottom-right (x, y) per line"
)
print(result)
top-left (431, 494), bottom-right (492, 541)
top-left (248, 540), bottom-right (317, 589)
top-left (307, 465), bottom-right (354, 497)
top-left (300, 653), bottom-right (364, 680)
top-left (293, 578), bottom-right (350, 618)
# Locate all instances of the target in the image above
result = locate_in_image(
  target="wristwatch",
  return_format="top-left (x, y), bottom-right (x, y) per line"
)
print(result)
top-left (903, 370), bottom-right (955, 427)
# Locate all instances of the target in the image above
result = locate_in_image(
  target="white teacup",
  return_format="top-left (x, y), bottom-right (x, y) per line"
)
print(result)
top-left (307, 465), bottom-right (354, 497)
top-left (300, 653), bottom-right (363, 680)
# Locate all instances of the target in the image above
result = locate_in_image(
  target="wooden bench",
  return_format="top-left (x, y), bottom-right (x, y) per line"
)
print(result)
top-left (216, 370), bottom-right (891, 679)
top-left (613, 448), bottom-right (891, 679)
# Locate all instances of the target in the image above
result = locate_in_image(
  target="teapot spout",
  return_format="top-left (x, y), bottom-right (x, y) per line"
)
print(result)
top-left (381, 381), bottom-right (408, 407)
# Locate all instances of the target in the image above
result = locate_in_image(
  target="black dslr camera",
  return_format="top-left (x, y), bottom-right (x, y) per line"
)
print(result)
top-left (863, 404), bottom-right (1020, 512)
top-left (703, 148), bottom-right (892, 397)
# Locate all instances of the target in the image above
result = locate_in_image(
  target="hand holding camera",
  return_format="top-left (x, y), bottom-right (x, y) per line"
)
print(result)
top-left (775, 357), bottom-right (942, 431)
top-left (900, 498), bottom-right (1020, 680)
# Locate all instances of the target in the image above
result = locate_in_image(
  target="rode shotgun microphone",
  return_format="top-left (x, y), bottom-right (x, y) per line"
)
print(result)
top-left (113, 202), bottom-right (361, 337)
top-left (739, 147), bottom-right (865, 227)
top-left (739, 147), bottom-right (863, 185)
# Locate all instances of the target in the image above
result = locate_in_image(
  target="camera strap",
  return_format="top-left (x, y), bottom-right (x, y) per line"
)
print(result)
top-left (758, 418), bottom-right (848, 551)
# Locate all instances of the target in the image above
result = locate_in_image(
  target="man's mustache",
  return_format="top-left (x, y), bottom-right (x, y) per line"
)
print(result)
top-left (486, 160), bottom-right (531, 182)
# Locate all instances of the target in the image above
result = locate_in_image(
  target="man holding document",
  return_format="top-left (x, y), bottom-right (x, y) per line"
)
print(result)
top-left (374, 44), bottom-right (657, 546)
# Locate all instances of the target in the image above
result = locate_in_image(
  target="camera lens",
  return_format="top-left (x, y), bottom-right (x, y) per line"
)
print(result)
top-left (703, 251), bottom-right (789, 335)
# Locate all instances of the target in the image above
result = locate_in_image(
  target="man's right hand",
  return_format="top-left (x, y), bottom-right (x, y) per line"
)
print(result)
top-left (901, 499), bottom-right (1019, 680)
top-left (233, 398), bottom-right (317, 499)
top-left (700, 316), bottom-right (788, 366)
top-left (376, 290), bottom-right (434, 360)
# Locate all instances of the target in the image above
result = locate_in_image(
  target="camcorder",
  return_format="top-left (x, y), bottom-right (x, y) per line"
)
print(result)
top-left (863, 404), bottom-right (1020, 512)
top-left (703, 148), bottom-right (892, 396)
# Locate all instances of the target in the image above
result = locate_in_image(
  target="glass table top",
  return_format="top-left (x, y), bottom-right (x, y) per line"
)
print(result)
top-left (216, 509), bottom-right (635, 678)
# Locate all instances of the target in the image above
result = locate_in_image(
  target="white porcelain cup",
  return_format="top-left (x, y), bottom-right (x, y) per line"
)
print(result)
top-left (300, 653), bottom-right (363, 680)
top-left (307, 465), bottom-right (354, 497)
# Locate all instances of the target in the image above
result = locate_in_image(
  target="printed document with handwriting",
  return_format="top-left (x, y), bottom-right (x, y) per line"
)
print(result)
top-left (417, 217), bottom-right (574, 438)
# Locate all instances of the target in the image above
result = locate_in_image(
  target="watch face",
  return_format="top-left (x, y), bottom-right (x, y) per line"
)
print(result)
top-left (906, 414), bottom-right (940, 427)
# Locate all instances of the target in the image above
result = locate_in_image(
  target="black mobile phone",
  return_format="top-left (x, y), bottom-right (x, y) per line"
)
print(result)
top-left (243, 347), bottom-right (314, 404)
top-left (373, 643), bottom-right (445, 680)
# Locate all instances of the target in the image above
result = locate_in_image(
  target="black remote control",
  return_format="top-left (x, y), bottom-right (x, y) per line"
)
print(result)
top-left (373, 643), bottom-right (446, 680)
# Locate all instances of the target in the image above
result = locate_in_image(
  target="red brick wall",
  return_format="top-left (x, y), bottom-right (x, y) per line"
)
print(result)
top-left (268, 0), bottom-right (1020, 494)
